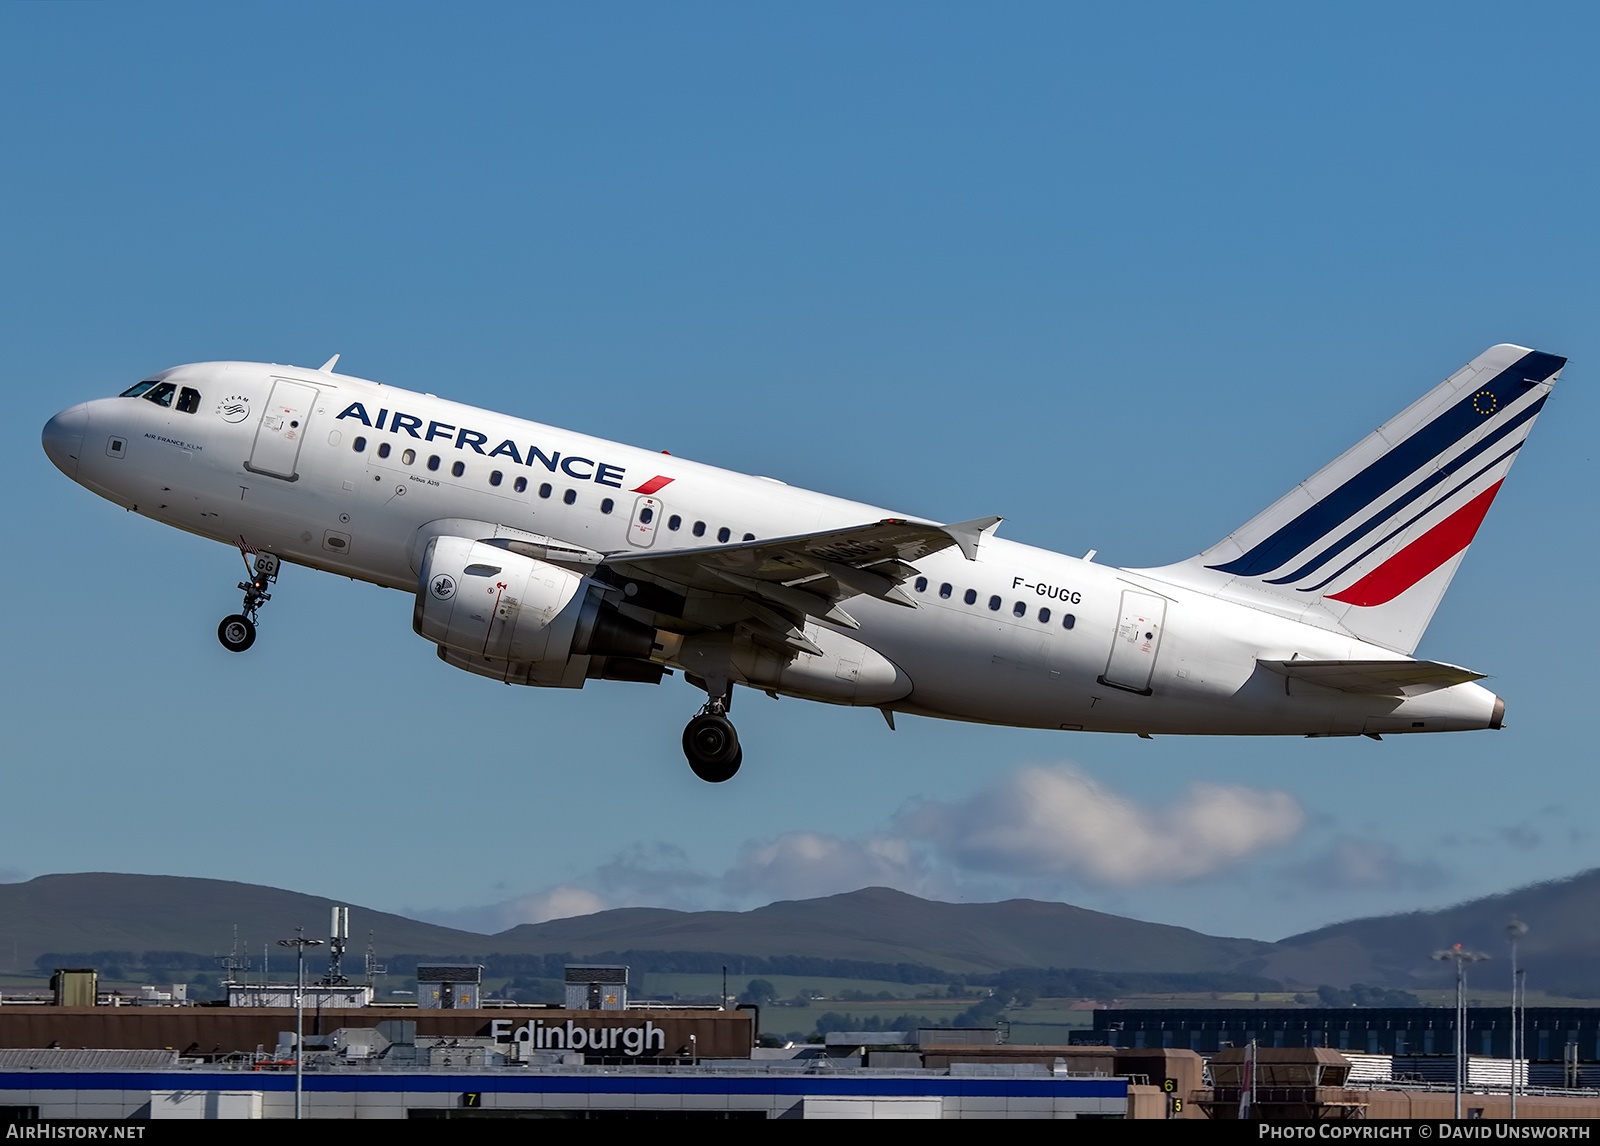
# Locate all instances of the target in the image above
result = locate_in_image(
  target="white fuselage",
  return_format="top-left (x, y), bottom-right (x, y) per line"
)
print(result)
top-left (43, 360), bottom-right (1504, 737)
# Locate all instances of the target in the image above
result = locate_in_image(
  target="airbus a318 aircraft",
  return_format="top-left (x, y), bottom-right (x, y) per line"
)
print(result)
top-left (42, 344), bottom-right (1563, 781)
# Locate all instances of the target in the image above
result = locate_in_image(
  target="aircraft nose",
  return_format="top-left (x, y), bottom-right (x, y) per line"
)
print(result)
top-left (42, 403), bottom-right (89, 479)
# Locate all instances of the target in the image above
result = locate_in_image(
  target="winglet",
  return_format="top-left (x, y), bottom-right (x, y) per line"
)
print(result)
top-left (942, 516), bottom-right (1003, 561)
top-left (319, 354), bottom-right (341, 373)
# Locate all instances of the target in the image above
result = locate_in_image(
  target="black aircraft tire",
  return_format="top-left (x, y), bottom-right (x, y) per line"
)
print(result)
top-left (683, 714), bottom-right (741, 782)
top-left (688, 745), bottom-right (741, 784)
top-left (218, 614), bottom-right (256, 653)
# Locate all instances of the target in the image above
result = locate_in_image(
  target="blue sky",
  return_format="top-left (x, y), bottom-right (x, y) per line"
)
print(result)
top-left (3, 3), bottom-right (1597, 947)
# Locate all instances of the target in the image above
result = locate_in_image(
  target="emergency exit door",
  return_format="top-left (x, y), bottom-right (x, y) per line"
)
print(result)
top-left (1098, 590), bottom-right (1167, 695)
top-left (627, 496), bottom-right (662, 547)
top-left (245, 379), bottom-right (319, 481)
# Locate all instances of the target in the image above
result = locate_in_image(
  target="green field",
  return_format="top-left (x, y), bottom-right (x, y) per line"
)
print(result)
top-left (629, 972), bottom-right (957, 1003)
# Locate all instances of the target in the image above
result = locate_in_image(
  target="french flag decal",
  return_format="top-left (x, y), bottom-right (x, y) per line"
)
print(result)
top-left (631, 475), bottom-right (674, 495)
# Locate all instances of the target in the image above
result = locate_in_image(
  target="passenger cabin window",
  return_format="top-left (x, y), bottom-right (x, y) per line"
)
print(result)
top-left (563, 489), bottom-right (576, 505)
top-left (402, 448), bottom-right (416, 465)
top-left (489, 470), bottom-right (503, 487)
top-left (1038, 607), bottom-right (1051, 623)
top-left (377, 442), bottom-right (391, 459)
top-left (451, 460), bottom-right (465, 477)
top-left (427, 455), bottom-right (441, 471)
top-left (513, 476), bottom-right (526, 492)
top-left (915, 577), bottom-right (928, 593)
top-left (640, 507), bottom-right (654, 523)
top-left (717, 527), bottom-right (731, 543)
top-left (353, 437), bottom-right (367, 453)
top-left (668, 515), bottom-right (682, 531)
top-left (988, 595), bottom-right (1002, 611)
top-left (600, 498), bottom-right (614, 514)
top-left (119, 380), bottom-right (159, 398)
top-left (964, 589), bottom-right (977, 605)
top-left (539, 483), bottom-right (552, 499)
top-left (142, 382), bottom-right (177, 407)
top-left (693, 521), bottom-right (706, 537)
top-left (176, 387), bottom-right (201, 414)
top-left (1012, 601), bottom-right (1026, 618)
top-left (1062, 613), bottom-right (1076, 630)
top-left (743, 533), bottom-right (754, 541)
top-left (939, 582), bottom-right (952, 599)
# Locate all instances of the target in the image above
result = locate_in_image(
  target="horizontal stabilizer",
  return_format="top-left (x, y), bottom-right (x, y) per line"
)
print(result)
top-left (1258, 658), bottom-right (1486, 696)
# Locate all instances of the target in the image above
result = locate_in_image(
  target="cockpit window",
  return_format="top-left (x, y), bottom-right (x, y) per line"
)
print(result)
top-left (119, 380), bottom-right (158, 398)
top-left (176, 387), bottom-right (201, 414)
top-left (142, 382), bottom-right (177, 407)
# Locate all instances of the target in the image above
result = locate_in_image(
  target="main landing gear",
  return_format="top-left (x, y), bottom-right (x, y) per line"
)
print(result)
top-left (218, 552), bottom-right (279, 653)
top-left (682, 692), bottom-right (741, 783)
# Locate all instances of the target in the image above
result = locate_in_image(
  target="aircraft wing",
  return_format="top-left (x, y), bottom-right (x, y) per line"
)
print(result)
top-left (1257, 658), bottom-right (1487, 696)
top-left (601, 516), bottom-right (1001, 637)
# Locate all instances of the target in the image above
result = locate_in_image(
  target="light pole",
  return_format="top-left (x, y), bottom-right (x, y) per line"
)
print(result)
top-left (279, 931), bottom-right (326, 1120)
top-left (1433, 944), bottom-right (1489, 1120)
top-left (1508, 919), bottom-right (1528, 1119)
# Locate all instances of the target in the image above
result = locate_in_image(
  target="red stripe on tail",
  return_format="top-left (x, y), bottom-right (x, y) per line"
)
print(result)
top-left (1328, 481), bottom-right (1503, 608)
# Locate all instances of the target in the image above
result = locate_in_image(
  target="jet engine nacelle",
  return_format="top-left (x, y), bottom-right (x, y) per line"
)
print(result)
top-left (415, 535), bottom-right (659, 687)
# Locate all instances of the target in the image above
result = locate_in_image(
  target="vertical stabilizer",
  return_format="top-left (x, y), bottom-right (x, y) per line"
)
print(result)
top-left (1145, 345), bottom-right (1564, 654)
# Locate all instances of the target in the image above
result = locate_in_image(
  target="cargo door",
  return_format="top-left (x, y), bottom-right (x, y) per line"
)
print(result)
top-left (245, 378), bottom-right (319, 481)
top-left (1099, 590), bottom-right (1166, 695)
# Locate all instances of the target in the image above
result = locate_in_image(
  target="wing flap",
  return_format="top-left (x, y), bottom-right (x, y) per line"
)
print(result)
top-left (602, 515), bottom-right (1001, 633)
top-left (608, 517), bottom-right (984, 596)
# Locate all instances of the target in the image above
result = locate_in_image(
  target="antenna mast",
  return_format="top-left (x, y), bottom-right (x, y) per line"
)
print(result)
top-left (324, 907), bottom-right (350, 985)
top-left (364, 930), bottom-right (387, 989)
top-left (218, 924), bottom-right (250, 986)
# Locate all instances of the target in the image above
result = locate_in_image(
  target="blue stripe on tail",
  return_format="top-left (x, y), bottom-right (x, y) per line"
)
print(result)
top-left (1260, 395), bottom-right (1546, 586)
top-left (1208, 351), bottom-right (1563, 578)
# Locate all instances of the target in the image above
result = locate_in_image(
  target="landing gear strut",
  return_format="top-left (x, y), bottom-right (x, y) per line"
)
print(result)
top-left (218, 552), bottom-right (279, 653)
top-left (682, 694), bottom-right (741, 783)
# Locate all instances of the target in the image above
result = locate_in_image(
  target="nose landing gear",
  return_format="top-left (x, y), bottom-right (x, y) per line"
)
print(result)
top-left (682, 691), bottom-right (741, 783)
top-left (217, 614), bottom-right (255, 652)
top-left (218, 552), bottom-right (279, 653)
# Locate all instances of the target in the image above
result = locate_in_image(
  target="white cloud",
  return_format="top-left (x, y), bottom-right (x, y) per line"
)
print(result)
top-left (408, 765), bottom-right (1308, 928)
top-left (898, 765), bottom-right (1304, 887)
top-left (495, 885), bottom-right (611, 927)
top-left (1283, 835), bottom-right (1443, 891)
top-left (414, 885), bottom-right (610, 933)
top-left (593, 843), bottom-right (713, 905)
top-left (1498, 823), bottom-right (1542, 851)
top-left (721, 831), bottom-right (936, 901)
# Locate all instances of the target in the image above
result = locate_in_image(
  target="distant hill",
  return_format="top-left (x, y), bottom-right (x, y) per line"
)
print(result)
top-left (1261, 868), bottom-right (1600, 996)
top-left (492, 887), bottom-right (1272, 975)
top-left (0, 876), bottom-right (1267, 978)
top-left (3, 870), bottom-right (1599, 994)
top-left (0, 873), bottom-right (494, 971)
